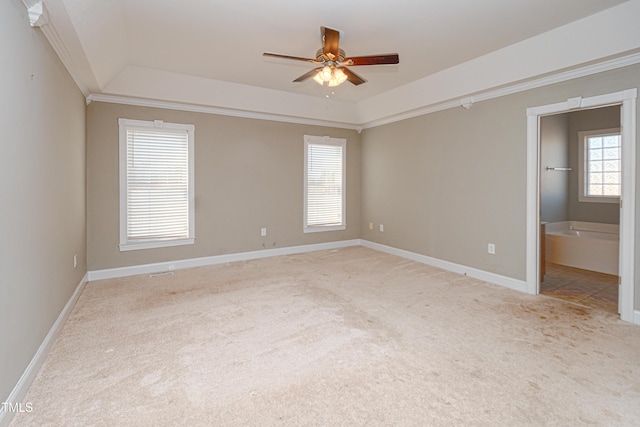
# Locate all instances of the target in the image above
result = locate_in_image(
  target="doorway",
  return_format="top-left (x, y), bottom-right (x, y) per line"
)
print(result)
top-left (539, 107), bottom-right (620, 314)
top-left (525, 89), bottom-right (637, 323)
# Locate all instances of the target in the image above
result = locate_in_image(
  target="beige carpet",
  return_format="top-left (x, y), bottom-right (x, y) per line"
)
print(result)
top-left (11, 247), bottom-right (640, 426)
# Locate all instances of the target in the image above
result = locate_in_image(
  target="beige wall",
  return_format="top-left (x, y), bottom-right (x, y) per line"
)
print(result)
top-left (361, 95), bottom-right (528, 280)
top-left (87, 102), bottom-right (361, 270)
top-left (0, 0), bottom-right (87, 404)
top-left (540, 114), bottom-right (570, 223)
top-left (360, 64), bottom-right (640, 309)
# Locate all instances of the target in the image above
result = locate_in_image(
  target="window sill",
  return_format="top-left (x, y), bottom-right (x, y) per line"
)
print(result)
top-left (577, 196), bottom-right (620, 204)
top-left (304, 225), bottom-right (346, 233)
top-left (119, 238), bottom-right (195, 251)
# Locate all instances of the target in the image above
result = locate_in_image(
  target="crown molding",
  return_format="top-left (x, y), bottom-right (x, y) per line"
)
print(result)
top-left (86, 94), bottom-right (363, 132)
top-left (20, 0), bottom-right (90, 95)
top-left (88, 51), bottom-right (640, 132)
top-left (359, 51), bottom-right (640, 129)
top-left (24, 0), bottom-right (639, 131)
top-left (26, 0), bottom-right (47, 27)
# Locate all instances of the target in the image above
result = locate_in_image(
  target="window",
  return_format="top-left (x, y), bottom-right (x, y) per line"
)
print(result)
top-left (578, 128), bottom-right (621, 204)
top-left (118, 118), bottom-right (195, 251)
top-left (304, 135), bottom-right (346, 233)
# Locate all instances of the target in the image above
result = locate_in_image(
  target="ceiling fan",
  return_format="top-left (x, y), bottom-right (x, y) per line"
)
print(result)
top-left (263, 26), bottom-right (399, 87)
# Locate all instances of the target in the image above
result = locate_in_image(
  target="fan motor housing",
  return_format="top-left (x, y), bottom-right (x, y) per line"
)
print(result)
top-left (316, 48), bottom-right (346, 64)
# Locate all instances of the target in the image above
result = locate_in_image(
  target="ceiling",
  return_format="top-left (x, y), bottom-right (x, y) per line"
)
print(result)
top-left (33, 0), bottom-right (639, 125)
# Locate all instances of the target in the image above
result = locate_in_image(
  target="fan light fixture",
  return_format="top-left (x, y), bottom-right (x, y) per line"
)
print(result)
top-left (312, 66), bottom-right (348, 87)
top-left (263, 26), bottom-right (399, 88)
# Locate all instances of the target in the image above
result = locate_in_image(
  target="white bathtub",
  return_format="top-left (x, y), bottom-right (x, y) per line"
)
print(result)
top-left (545, 221), bottom-right (619, 275)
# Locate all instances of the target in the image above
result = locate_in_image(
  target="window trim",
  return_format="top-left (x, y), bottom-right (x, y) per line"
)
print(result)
top-left (577, 127), bottom-right (621, 204)
top-left (303, 135), bottom-right (346, 233)
top-left (118, 118), bottom-right (195, 251)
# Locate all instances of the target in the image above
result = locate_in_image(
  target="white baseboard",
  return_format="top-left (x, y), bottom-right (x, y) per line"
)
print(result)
top-left (0, 273), bottom-right (88, 427)
top-left (87, 239), bottom-right (362, 281)
top-left (634, 310), bottom-right (640, 325)
top-left (361, 240), bottom-right (528, 293)
top-left (88, 239), bottom-right (527, 293)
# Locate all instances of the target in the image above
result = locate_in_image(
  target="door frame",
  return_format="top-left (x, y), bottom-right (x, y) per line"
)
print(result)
top-left (525, 89), bottom-right (637, 323)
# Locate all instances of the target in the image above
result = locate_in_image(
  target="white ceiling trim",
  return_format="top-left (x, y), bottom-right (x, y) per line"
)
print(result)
top-left (23, 0), bottom-right (640, 128)
top-left (26, 0), bottom-right (47, 27)
top-left (357, 0), bottom-right (640, 124)
top-left (101, 65), bottom-right (360, 125)
top-left (360, 51), bottom-right (640, 129)
top-left (86, 94), bottom-right (363, 132)
top-left (88, 50), bottom-right (640, 131)
top-left (21, 0), bottom-right (90, 94)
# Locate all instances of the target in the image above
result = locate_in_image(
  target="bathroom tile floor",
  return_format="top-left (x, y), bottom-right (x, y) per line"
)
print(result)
top-left (541, 263), bottom-right (618, 314)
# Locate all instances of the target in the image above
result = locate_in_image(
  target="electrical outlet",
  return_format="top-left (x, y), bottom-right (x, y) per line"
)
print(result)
top-left (488, 243), bottom-right (496, 255)
top-left (261, 228), bottom-right (267, 237)
top-left (369, 222), bottom-right (373, 230)
top-left (379, 224), bottom-right (384, 232)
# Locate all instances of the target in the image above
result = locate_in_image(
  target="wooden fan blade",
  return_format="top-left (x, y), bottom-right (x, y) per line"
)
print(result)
top-left (341, 67), bottom-right (367, 85)
top-left (344, 53), bottom-right (399, 66)
top-left (263, 52), bottom-right (319, 63)
top-left (321, 26), bottom-right (340, 57)
top-left (293, 67), bottom-right (322, 83)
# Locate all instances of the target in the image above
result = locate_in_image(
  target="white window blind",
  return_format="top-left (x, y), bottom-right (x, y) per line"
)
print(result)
top-left (119, 119), bottom-right (195, 251)
top-left (304, 135), bottom-right (346, 232)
